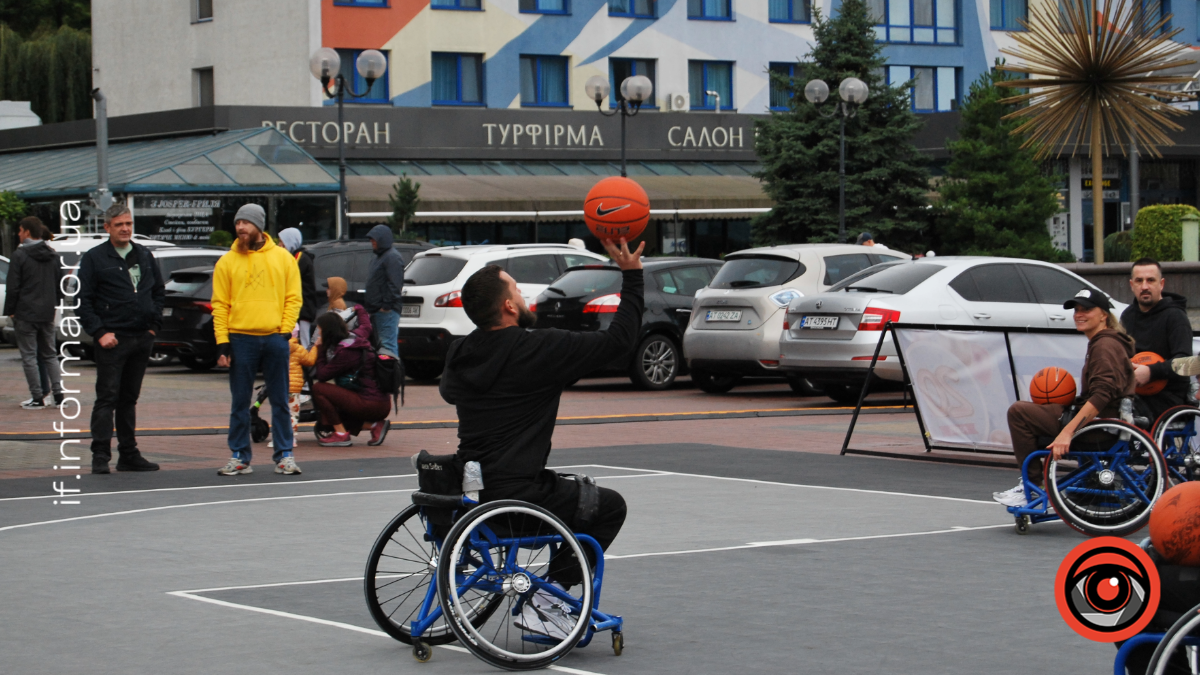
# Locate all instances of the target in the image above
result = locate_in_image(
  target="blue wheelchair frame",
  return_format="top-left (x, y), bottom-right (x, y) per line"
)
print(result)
top-left (407, 501), bottom-right (623, 650)
top-left (1157, 409), bottom-right (1200, 484)
top-left (1114, 632), bottom-right (1200, 675)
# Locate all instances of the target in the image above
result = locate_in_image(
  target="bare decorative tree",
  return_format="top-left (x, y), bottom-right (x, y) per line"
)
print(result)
top-left (996, 0), bottom-right (1194, 263)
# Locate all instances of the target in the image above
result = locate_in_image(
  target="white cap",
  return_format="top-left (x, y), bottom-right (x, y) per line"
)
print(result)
top-left (568, 238), bottom-right (586, 249)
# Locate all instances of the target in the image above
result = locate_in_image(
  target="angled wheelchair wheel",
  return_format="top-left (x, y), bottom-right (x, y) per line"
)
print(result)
top-left (1152, 405), bottom-right (1200, 484)
top-left (364, 505), bottom-right (503, 646)
top-left (436, 500), bottom-right (593, 671)
top-left (1147, 601), bottom-right (1200, 675)
top-left (1046, 420), bottom-right (1167, 537)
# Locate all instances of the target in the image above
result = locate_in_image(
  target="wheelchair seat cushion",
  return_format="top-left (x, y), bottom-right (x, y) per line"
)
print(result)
top-left (411, 450), bottom-right (463, 496)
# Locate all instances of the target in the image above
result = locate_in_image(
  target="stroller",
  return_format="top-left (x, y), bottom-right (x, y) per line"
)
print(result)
top-left (249, 380), bottom-right (319, 443)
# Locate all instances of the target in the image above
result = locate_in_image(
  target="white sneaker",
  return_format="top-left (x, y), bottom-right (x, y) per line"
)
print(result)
top-left (992, 482), bottom-right (1024, 499)
top-left (275, 457), bottom-right (302, 475)
top-left (217, 457), bottom-right (252, 475)
top-left (513, 585), bottom-right (576, 641)
top-left (994, 487), bottom-right (1028, 507)
top-left (267, 438), bottom-right (274, 449)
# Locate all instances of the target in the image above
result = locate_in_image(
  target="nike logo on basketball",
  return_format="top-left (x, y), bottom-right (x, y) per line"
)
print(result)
top-left (595, 203), bottom-right (630, 217)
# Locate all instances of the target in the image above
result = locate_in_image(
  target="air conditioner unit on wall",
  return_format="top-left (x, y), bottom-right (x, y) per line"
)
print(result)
top-left (665, 93), bottom-right (688, 111)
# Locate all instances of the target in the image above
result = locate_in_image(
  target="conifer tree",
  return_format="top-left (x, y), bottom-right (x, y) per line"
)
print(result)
top-left (934, 64), bottom-right (1072, 261)
top-left (388, 175), bottom-right (421, 237)
top-left (754, 0), bottom-right (930, 249)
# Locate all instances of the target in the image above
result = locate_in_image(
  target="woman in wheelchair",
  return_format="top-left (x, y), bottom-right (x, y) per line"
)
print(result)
top-left (995, 289), bottom-right (1136, 507)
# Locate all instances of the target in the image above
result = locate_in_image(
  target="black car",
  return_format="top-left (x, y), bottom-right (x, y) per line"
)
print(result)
top-left (534, 257), bottom-right (723, 390)
top-left (156, 266), bottom-right (220, 370)
top-left (307, 238), bottom-right (434, 310)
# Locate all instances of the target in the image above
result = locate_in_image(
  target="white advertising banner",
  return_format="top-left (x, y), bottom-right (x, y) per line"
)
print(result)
top-left (895, 329), bottom-right (1017, 450)
top-left (1008, 333), bottom-right (1088, 403)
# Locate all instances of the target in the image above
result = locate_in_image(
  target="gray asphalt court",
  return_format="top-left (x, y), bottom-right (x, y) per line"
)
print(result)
top-left (1, 444), bottom-right (1122, 674)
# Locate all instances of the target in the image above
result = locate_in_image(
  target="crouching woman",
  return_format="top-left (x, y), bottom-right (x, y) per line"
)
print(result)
top-left (312, 306), bottom-right (391, 447)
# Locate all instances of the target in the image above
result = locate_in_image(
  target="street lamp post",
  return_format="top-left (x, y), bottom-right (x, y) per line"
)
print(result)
top-left (584, 75), bottom-right (654, 178)
top-left (310, 48), bottom-right (388, 240)
top-left (803, 77), bottom-right (869, 244)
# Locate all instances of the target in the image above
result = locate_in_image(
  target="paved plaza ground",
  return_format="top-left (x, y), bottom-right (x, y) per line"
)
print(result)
top-left (0, 344), bottom-right (1124, 673)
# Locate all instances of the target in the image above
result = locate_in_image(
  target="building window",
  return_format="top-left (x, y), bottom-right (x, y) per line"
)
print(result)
top-left (769, 0), bottom-right (811, 22)
top-left (768, 62), bottom-right (803, 110)
top-left (520, 55), bottom-right (569, 107)
top-left (432, 53), bottom-right (484, 105)
top-left (609, 0), bottom-right (656, 17)
top-left (337, 49), bottom-right (390, 103)
top-left (520, 0), bottom-right (569, 13)
top-left (1138, 0), bottom-right (1169, 32)
top-left (688, 0), bottom-right (732, 20)
top-left (334, 0), bottom-right (389, 5)
top-left (869, 0), bottom-right (957, 43)
top-left (194, 67), bottom-right (214, 107)
top-left (431, 0), bottom-right (482, 10)
top-left (689, 60), bottom-right (733, 110)
top-left (194, 0), bottom-right (213, 21)
top-left (989, 0), bottom-right (1025, 29)
top-left (888, 65), bottom-right (959, 111)
top-left (611, 58), bottom-right (656, 107)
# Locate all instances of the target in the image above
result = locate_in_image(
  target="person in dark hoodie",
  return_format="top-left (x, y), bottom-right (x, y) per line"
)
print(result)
top-left (364, 225), bottom-right (406, 358)
top-left (1121, 258), bottom-right (1194, 421)
top-left (994, 289), bottom-right (1135, 506)
top-left (439, 237), bottom-right (644, 639)
top-left (278, 227), bottom-right (318, 348)
top-left (4, 217), bottom-right (64, 410)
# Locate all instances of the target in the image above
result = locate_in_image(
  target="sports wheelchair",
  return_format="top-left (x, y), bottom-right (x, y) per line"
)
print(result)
top-left (1009, 400), bottom-right (1169, 536)
top-left (1152, 405), bottom-right (1200, 485)
top-left (363, 451), bottom-right (624, 670)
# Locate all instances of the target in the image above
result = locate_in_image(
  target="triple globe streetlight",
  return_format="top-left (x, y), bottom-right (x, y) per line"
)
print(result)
top-left (803, 76), bottom-right (869, 244)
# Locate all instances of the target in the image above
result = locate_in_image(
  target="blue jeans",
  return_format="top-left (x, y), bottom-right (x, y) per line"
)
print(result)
top-left (228, 333), bottom-right (292, 464)
top-left (372, 309), bottom-right (399, 358)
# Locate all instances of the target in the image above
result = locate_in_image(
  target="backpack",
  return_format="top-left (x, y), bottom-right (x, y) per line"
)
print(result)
top-left (374, 351), bottom-right (405, 412)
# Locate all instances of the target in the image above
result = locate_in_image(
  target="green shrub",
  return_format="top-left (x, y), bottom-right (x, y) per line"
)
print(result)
top-left (208, 230), bottom-right (233, 248)
top-left (1103, 230), bottom-right (1133, 263)
top-left (1131, 204), bottom-right (1200, 261)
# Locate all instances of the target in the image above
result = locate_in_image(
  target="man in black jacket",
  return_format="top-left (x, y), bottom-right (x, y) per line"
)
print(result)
top-left (4, 217), bottom-right (63, 409)
top-left (364, 225), bottom-right (405, 358)
top-left (1121, 258), bottom-right (1194, 421)
top-left (77, 205), bottom-right (165, 474)
top-left (439, 238), bottom-right (644, 635)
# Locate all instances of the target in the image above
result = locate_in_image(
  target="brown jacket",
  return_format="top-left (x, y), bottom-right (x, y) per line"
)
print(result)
top-left (1081, 328), bottom-right (1136, 417)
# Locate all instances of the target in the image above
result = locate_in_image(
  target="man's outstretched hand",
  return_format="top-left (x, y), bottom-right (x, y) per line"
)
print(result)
top-left (601, 237), bottom-right (645, 271)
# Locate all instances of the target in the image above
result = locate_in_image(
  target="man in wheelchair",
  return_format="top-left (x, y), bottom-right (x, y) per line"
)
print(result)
top-left (439, 237), bottom-right (645, 640)
top-left (995, 289), bottom-right (1136, 507)
top-left (1121, 258), bottom-right (1195, 421)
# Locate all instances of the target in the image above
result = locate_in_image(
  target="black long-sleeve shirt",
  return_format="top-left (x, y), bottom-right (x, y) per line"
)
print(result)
top-left (1120, 292), bottom-right (1193, 396)
top-left (440, 269), bottom-right (644, 491)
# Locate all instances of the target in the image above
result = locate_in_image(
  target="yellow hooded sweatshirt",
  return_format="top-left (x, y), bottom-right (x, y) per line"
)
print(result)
top-left (211, 235), bottom-right (302, 344)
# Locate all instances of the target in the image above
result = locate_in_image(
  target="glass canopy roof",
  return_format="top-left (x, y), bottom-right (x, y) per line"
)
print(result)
top-left (0, 127), bottom-right (338, 199)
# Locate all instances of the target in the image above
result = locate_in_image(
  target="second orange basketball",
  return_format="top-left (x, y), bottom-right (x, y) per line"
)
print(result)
top-left (1030, 367), bottom-right (1077, 405)
top-left (584, 176), bottom-right (650, 241)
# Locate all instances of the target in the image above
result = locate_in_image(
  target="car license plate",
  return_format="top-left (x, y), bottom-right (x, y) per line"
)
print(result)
top-left (401, 305), bottom-right (420, 318)
top-left (801, 315), bottom-right (839, 329)
top-left (705, 310), bottom-right (742, 322)
top-left (162, 308), bottom-right (173, 317)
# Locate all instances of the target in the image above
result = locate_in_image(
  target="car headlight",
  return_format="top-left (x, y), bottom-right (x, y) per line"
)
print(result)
top-left (769, 289), bottom-right (803, 308)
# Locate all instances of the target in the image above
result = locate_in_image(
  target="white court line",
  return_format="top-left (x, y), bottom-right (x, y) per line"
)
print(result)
top-left (167, 591), bottom-right (604, 675)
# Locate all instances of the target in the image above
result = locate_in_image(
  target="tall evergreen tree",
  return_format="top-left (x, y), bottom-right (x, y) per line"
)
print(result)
top-left (754, 0), bottom-right (930, 249)
top-left (934, 64), bottom-right (1072, 261)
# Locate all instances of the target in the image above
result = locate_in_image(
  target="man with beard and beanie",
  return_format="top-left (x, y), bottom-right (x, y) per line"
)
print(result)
top-left (212, 203), bottom-right (303, 476)
top-left (1120, 258), bottom-right (1194, 421)
top-left (5, 216), bottom-right (64, 410)
top-left (278, 227), bottom-right (317, 348)
top-left (76, 205), bottom-right (164, 473)
top-left (364, 225), bottom-right (405, 358)
top-left (439, 238), bottom-right (644, 640)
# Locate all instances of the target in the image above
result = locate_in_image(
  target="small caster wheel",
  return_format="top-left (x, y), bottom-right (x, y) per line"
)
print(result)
top-left (612, 631), bottom-right (624, 656)
top-left (1015, 516), bottom-right (1030, 535)
top-left (412, 640), bottom-right (432, 663)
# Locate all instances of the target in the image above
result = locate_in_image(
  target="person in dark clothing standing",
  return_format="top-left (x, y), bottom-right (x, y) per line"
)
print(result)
top-left (439, 238), bottom-right (645, 628)
top-left (1120, 258), bottom-right (1194, 421)
top-left (278, 227), bottom-right (318, 348)
top-left (76, 205), bottom-right (164, 474)
top-left (364, 225), bottom-right (405, 358)
top-left (4, 216), bottom-right (64, 410)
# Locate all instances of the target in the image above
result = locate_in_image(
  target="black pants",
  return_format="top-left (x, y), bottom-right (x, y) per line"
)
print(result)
top-left (1136, 390), bottom-right (1190, 425)
top-left (90, 331), bottom-right (153, 460)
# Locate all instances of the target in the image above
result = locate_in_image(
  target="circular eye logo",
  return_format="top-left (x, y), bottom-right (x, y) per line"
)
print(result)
top-left (1055, 537), bottom-right (1160, 642)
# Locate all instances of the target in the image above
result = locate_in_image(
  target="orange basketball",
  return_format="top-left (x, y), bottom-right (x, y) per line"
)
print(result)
top-left (583, 177), bottom-right (650, 241)
top-left (1030, 367), bottom-right (1077, 405)
top-left (1133, 351), bottom-right (1167, 396)
top-left (1149, 482), bottom-right (1200, 565)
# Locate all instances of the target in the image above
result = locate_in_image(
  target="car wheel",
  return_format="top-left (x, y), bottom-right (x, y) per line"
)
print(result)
top-left (148, 351), bottom-right (174, 367)
top-left (692, 369), bottom-right (740, 394)
top-left (823, 382), bottom-right (867, 405)
top-left (787, 375), bottom-right (821, 395)
top-left (403, 359), bottom-right (444, 382)
top-left (629, 335), bottom-right (679, 391)
top-left (179, 354), bottom-right (218, 372)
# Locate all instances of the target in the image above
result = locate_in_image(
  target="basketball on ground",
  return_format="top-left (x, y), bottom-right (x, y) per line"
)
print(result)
top-left (584, 177), bottom-right (650, 241)
top-left (1149, 482), bottom-right (1200, 566)
top-left (1133, 351), bottom-right (1167, 396)
top-left (1029, 367), bottom-right (1077, 405)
